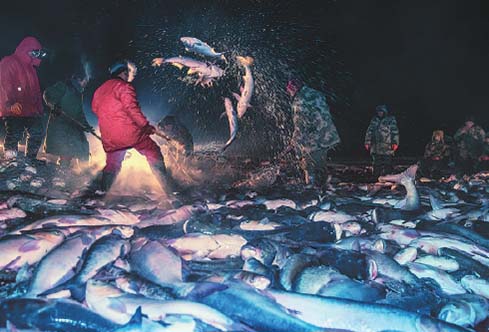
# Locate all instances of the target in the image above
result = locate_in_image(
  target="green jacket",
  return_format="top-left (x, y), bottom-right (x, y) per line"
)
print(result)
top-left (454, 125), bottom-right (486, 159)
top-left (43, 80), bottom-right (90, 160)
top-left (291, 85), bottom-right (340, 155)
top-left (365, 114), bottom-right (399, 156)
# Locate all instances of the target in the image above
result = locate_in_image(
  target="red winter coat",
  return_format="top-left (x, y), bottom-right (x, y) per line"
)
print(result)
top-left (0, 37), bottom-right (43, 117)
top-left (92, 78), bottom-right (150, 152)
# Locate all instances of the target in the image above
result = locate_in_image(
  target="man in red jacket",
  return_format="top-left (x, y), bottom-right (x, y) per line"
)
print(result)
top-left (0, 37), bottom-right (47, 161)
top-left (91, 60), bottom-right (175, 194)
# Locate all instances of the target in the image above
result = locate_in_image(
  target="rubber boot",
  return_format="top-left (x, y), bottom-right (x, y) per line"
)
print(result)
top-left (101, 171), bottom-right (118, 192)
top-left (149, 161), bottom-right (177, 194)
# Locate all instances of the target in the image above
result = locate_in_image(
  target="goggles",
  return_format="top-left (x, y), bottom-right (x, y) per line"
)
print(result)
top-left (29, 49), bottom-right (48, 59)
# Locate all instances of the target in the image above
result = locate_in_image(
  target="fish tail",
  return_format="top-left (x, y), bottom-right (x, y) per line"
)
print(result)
top-left (38, 280), bottom-right (86, 301)
top-left (151, 58), bottom-right (165, 67)
top-left (236, 56), bottom-right (254, 66)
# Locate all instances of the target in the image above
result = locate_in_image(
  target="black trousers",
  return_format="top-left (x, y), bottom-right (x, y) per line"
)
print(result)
top-left (372, 153), bottom-right (393, 179)
top-left (420, 158), bottom-right (448, 179)
top-left (455, 156), bottom-right (476, 176)
top-left (3, 117), bottom-right (44, 159)
top-left (299, 149), bottom-right (329, 185)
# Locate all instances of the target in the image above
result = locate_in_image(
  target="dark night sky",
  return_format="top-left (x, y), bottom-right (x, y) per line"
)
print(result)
top-left (1, 0), bottom-right (488, 159)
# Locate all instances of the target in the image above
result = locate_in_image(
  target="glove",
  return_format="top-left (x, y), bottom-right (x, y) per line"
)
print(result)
top-left (392, 144), bottom-right (399, 151)
top-left (9, 102), bottom-right (22, 115)
top-left (142, 124), bottom-right (156, 135)
top-left (364, 144), bottom-right (370, 151)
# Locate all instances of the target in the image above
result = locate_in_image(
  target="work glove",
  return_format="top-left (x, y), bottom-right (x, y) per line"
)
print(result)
top-left (142, 124), bottom-right (156, 135)
top-left (391, 144), bottom-right (399, 151)
top-left (9, 102), bottom-right (23, 115)
top-left (364, 144), bottom-right (370, 151)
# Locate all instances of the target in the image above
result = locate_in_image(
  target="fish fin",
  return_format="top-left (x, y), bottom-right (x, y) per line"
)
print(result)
top-left (351, 239), bottom-right (361, 252)
top-left (171, 63), bottom-right (184, 70)
top-left (187, 68), bottom-right (197, 75)
top-left (185, 281), bottom-right (228, 300)
top-left (219, 112), bottom-right (226, 120)
top-left (6, 320), bottom-right (18, 332)
top-left (429, 194), bottom-right (443, 211)
top-left (4, 256), bottom-right (21, 270)
top-left (68, 283), bottom-right (87, 302)
top-left (38, 279), bottom-right (86, 301)
top-left (247, 103), bottom-right (253, 108)
top-left (232, 92), bottom-right (241, 101)
top-left (125, 306), bottom-right (146, 326)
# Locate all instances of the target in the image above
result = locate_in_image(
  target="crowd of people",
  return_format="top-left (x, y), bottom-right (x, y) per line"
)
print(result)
top-left (0, 36), bottom-right (487, 195)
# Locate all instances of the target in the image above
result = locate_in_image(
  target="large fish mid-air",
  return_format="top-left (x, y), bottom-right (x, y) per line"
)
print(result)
top-left (233, 56), bottom-right (254, 118)
top-left (152, 56), bottom-right (224, 87)
top-left (180, 37), bottom-right (227, 62)
top-left (221, 97), bottom-right (238, 152)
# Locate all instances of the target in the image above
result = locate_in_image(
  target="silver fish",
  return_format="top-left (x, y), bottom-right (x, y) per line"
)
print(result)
top-left (180, 37), bottom-right (226, 62)
top-left (221, 97), bottom-right (238, 151)
top-left (233, 56), bottom-right (254, 118)
top-left (152, 56), bottom-right (224, 87)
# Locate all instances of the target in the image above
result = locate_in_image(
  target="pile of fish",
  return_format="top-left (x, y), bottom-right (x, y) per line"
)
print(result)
top-left (0, 164), bottom-right (489, 331)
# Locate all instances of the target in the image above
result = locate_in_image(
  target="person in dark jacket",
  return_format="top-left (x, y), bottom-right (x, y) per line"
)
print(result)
top-left (90, 60), bottom-right (175, 194)
top-left (453, 116), bottom-right (486, 176)
top-left (43, 70), bottom-right (92, 169)
top-left (157, 115), bottom-right (194, 161)
top-left (364, 104), bottom-right (399, 179)
top-left (0, 37), bottom-right (47, 162)
top-left (287, 78), bottom-right (340, 186)
top-left (478, 134), bottom-right (489, 172)
top-left (421, 130), bottom-right (450, 178)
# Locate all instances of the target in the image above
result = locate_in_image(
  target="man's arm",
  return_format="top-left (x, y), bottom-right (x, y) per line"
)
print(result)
top-left (364, 119), bottom-right (374, 146)
top-left (43, 82), bottom-right (66, 110)
top-left (390, 117), bottom-right (400, 145)
top-left (117, 83), bottom-right (149, 128)
top-left (0, 59), bottom-right (19, 113)
top-left (424, 143), bottom-right (432, 158)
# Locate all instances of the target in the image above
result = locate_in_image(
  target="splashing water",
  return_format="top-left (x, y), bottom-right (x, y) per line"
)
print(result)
top-left (85, 131), bottom-right (165, 195)
top-left (129, 1), bottom-right (352, 159)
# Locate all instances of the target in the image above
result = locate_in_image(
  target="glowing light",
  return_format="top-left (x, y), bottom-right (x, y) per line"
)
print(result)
top-left (85, 130), bottom-right (165, 195)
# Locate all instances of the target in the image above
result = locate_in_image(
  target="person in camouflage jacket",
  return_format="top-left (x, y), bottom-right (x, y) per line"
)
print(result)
top-left (477, 134), bottom-right (489, 171)
top-left (287, 78), bottom-right (340, 186)
top-left (454, 116), bottom-right (486, 175)
top-left (421, 130), bottom-right (450, 178)
top-left (364, 104), bottom-right (399, 179)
